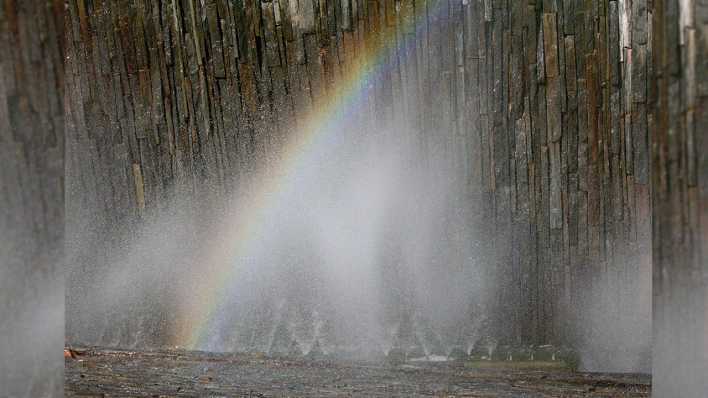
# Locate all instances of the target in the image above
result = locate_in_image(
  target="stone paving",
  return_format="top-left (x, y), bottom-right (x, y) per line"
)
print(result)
top-left (65, 348), bottom-right (650, 397)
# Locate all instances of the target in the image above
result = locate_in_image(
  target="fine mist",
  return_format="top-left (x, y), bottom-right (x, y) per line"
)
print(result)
top-left (66, 118), bottom-right (488, 359)
top-left (572, 253), bottom-right (652, 373)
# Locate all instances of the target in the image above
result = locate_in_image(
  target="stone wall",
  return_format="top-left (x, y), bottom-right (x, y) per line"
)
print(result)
top-left (65, 0), bottom-right (653, 366)
top-left (650, 0), bottom-right (707, 396)
top-left (0, 1), bottom-right (65, 396)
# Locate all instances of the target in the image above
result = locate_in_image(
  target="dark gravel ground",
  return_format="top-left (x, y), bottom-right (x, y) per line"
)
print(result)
top-left (65, 348), bottom-right (651, 397)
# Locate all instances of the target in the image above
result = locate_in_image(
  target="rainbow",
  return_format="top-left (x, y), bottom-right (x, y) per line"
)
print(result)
top-left (173, 0), bottom-right (447, 350)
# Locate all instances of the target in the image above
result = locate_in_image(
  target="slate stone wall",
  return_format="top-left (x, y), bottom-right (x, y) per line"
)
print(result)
top-left (0, 1), bottom-right (65, 396)
top-left (650, 0), bottom-right (707, 396)
top-left (65, 0), bottom-right (654, 359)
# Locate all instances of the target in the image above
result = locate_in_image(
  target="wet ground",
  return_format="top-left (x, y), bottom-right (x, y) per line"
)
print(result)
top-left (65, 348), bottom-right (650, 397)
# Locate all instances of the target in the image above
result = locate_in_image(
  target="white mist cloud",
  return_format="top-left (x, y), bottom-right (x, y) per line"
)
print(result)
top-left (67, 116), bottom-right (489, 358)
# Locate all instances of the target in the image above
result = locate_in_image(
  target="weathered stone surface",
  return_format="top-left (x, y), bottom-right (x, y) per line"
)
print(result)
top-left (65, 0), bottom-right (654, 358)
top-left (650, 0), bottom-right (708, 396)
top-left (0, 1), bottom-right (65, 396)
